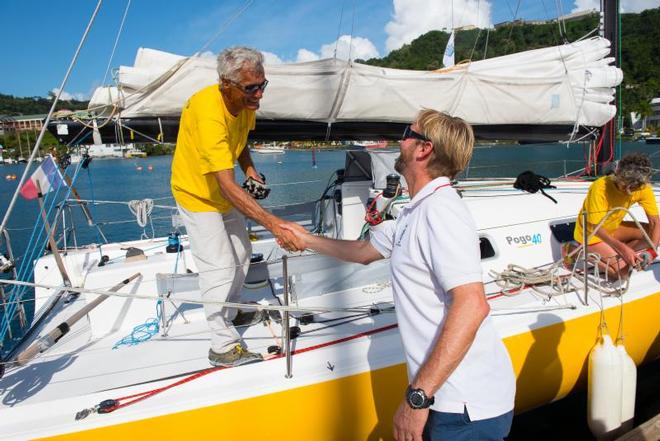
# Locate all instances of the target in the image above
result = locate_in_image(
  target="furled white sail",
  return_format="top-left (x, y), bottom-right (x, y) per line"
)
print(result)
top-left (89, 37), bottom-right (622, 127)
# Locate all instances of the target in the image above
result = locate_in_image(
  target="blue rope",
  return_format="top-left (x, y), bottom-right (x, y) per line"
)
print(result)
top-left (0, 161), bottom-right (85, 344)
top-left (113, 299), bottom-right (161, 349)
top-left (112, 239), bottom-right (181, 349)
top-left (0, 180), bottom-right (66, 342)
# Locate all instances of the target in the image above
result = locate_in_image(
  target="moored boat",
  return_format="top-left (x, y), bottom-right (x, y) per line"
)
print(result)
top-left (1, 2), bottom-right (657, 439)
top-left (0, 149), bottom-right (657, 439)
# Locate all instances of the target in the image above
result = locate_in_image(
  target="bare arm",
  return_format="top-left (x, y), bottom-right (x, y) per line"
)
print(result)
top-left (591, 222), bottom-right (638, 266)
top-left (214, 169), bottom-right (302, 249)
top-left (280, 224), bottom-right (384, 265)
top-left (393, 281), bottom-right (490, 441)
top-left (411, 282), bottom-right (490, 396)
top-left (306, 234), bottom-right (384, 265)
top-left (237, 146), bottom-right (259, 181)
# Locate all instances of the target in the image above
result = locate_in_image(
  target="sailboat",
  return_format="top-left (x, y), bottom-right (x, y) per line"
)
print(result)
top-left (251, 142), bottom-right (287, 154)
top-left (0, 4), bottom-right (657, 441)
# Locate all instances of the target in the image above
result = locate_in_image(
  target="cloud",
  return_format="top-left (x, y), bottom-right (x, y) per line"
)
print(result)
top-left (261, 51), bottom-right (284, 65)
top-left (319, 35), bottom-right (380, 60)
top-left (50, 88), bottom-right (87, 101)
top-left (385, 0), bottom-right (492, 52)
top-left (282, 35), bottom-right (378, 64)
top-left (296, 49), bottom-right (320, 63)
top-left (572, 0), bottom-right (660, 13)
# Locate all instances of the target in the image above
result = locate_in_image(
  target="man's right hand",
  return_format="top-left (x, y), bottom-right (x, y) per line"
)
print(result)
top-left (273, 221), bottom-right (307, 252)
top-left (615, 242), bottom-right (639, 268)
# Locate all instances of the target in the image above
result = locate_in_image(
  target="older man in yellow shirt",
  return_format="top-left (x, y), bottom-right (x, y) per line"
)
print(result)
top-left (574, 152), bottom-right (659, 277)
top-left (171, 47), bottom-right (302, 367)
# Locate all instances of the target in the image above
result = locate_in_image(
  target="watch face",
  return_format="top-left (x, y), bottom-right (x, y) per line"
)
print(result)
top-left (410, 391), bottom-right (425, 407)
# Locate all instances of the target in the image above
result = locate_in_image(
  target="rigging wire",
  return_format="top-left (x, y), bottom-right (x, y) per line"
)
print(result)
top-left (101, 0), bottom-right (132, 86)
top-left (468, 0), bottom-right (483, 62)
top-left (197, 0), bottom-right (255, 55)
top-left (540, 0), bottom-right (560, 45)
top-left (482, 27), bottom-right (490, 59)
top-left (0, 161), bottom-right (86, 344)
top-left (0, 0), bottom-right (103, 238)
top-left (333, 0), bottom-right (346, 59)
top-left (555, 0), bottom-right (568, 42)
top-left (348, 0), bottom-right (357, 61)
top-left (506, 0), bottom-right (523, 44)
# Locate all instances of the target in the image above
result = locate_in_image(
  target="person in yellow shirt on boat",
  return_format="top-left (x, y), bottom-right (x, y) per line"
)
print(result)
top-left (171, 46), bottom-right (303, 368)
top-left (574, 152), bottom-right (659, 277)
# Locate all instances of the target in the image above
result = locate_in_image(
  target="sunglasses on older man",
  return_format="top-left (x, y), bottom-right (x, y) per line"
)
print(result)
top-left (401, 125), bottom-right (429, 142)
top-left (227, 78), bottom-right (269, 95)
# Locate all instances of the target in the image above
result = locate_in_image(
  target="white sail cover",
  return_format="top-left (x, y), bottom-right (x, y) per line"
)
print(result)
top-left (89, 37), bottom-right (622, 127)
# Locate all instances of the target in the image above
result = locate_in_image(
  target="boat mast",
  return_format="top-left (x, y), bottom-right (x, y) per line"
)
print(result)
top-left (598, 0), bottom-right (620, 169)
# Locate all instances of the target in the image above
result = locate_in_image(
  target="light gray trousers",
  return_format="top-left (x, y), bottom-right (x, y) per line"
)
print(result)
top-left (178, 206), bottom-right (251, 353)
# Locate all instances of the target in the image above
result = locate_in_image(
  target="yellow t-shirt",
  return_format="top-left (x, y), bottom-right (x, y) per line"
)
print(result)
top-left (171, 84), bottom-right (256, 212)
top-left (574, 175), bottom-right (658, 244)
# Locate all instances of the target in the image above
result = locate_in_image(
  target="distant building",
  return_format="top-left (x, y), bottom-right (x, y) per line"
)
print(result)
top-left (494, 9), bottom-right (597, 29)
top-left (494, 19), bottom-right (523, 29)
top-left (645, 98), bottom-right (660, 128)
top-left (630, 98), bottom-right (660, 131)
top-left (559, 9), bottom-right (598, 23)
top-left (0, 114), bottom-right (47, 132)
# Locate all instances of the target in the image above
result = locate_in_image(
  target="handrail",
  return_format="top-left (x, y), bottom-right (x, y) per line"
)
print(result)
top-left (283, 255), bottom-right (292, 379)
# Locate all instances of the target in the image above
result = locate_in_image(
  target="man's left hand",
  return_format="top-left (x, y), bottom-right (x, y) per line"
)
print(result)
top-left (393, 400), bottom-right (429, 441)
top-left (274, 221), bottom-right (307, 252)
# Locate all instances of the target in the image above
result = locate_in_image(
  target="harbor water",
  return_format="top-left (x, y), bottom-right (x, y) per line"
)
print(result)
top-left (0, 141), bottom-right (658, 439)
top-left (1, 141), bottom-right (657, 255)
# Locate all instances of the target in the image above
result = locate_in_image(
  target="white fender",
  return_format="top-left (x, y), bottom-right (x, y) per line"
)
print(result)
top-left (587, 334), bottom-right (622, 438)
top-left (616, 342), bottom-right (637, 433)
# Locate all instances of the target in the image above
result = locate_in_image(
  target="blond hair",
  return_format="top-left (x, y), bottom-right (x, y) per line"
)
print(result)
top-left (416, 109), bottom-right (474, 179)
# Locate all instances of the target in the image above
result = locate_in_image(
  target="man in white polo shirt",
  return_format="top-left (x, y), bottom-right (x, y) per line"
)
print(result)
top-left (282, 109), bottom-right (515, 441)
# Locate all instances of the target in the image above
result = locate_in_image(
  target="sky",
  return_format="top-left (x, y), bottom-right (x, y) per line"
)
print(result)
top-left (1, 0), bottom-right (657, 100)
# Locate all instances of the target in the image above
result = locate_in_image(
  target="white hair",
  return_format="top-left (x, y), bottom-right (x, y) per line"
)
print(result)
top-left (217, 46), bottom-right (264, 82)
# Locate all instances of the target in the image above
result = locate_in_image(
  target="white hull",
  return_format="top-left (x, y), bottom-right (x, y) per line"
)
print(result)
top-left (1, 163), bottom-right (658, 439)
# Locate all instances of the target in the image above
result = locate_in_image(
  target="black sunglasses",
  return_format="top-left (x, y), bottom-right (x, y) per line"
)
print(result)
top-left (228, 79), bottom-right (269, 95)
top-left (401, 125), bottom-right (429, 142)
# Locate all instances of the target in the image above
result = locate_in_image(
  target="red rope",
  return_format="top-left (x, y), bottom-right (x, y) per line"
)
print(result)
top-left (97, 322), bottom-right (400, 413)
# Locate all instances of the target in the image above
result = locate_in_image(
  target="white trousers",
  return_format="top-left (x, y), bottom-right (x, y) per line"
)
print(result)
top-left (178, 206), bottom-right (252, 352)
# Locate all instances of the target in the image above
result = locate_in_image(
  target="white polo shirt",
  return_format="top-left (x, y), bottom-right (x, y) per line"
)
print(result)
top-left (370, 176), bottom-right (515, 420)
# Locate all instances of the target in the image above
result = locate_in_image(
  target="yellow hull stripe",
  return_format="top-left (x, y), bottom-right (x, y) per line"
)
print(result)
top-left (39, 292), bottom-right (659, 441)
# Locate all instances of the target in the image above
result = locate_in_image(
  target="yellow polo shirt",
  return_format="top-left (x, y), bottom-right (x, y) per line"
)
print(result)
top-left (574, 175), bottom-right (658, 244)
top-left (171, 84), bottom-right (256, 212)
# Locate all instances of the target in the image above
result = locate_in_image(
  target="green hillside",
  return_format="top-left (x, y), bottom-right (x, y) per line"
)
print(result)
top-left (363, 8), bottom-right (659, 123)
top-left (1, 8), bottom-right (657, 124)
top-left (0, 93), bottom-right (88, 116)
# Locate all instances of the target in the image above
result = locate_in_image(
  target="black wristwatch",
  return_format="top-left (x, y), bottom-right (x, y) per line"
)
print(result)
top-left (406, 385), bottom-right (435, 409)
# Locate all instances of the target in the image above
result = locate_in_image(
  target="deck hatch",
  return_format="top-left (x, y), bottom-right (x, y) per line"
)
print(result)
top-left (549, 221), bottom-right (576, 243)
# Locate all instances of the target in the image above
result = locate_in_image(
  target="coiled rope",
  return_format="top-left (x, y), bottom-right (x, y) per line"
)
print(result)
top-left (128, 199), bottom-right (154, 228)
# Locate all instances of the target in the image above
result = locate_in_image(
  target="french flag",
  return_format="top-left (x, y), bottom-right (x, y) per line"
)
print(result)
top-left (19, 155), bottom-right (67, 200)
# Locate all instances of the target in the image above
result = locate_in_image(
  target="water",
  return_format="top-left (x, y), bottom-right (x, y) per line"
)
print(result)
top-left (0, 142), bottom-right (657, 435)
top-left (0, 142), bottom-right (657, 264)
top-left (0, 143), bottom-right (657, 343)
top-left (0, 150), bottom-right (345, 261)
